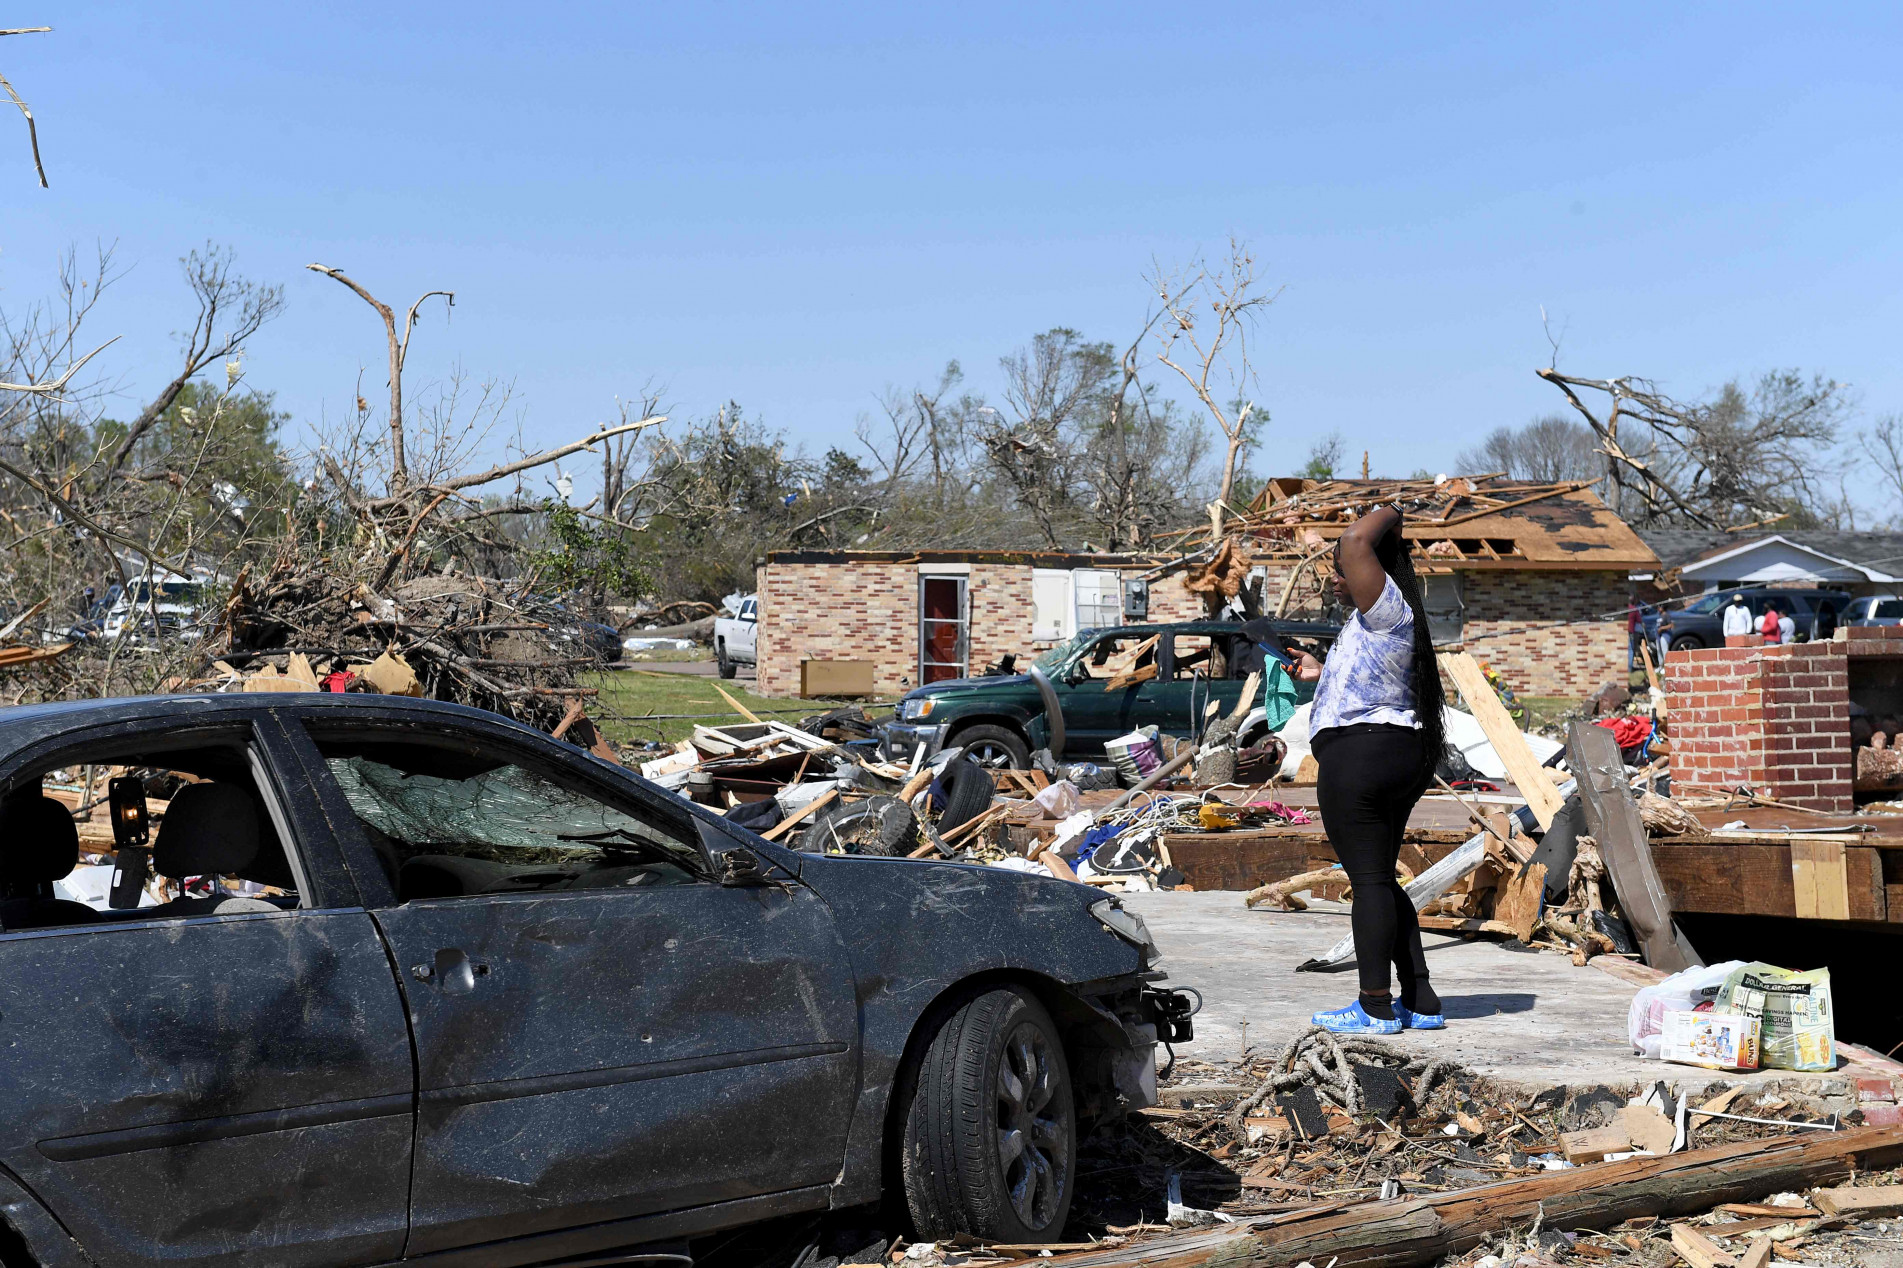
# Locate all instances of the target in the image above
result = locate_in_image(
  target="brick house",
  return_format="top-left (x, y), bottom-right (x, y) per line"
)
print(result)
top-left (754, 479), bottom-right (1657, 700)
top-left (754, 551), bottom-right (1203, 698)
top-left (1226, 479), bottom-right (1658, 700)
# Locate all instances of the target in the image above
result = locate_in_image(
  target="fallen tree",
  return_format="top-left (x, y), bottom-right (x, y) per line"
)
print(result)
top-left (1043, 1122), bottom-right (1903, 1267)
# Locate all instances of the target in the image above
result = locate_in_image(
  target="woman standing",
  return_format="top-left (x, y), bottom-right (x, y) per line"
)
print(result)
top-left (1288, 505), bottom-right (1448, 1035)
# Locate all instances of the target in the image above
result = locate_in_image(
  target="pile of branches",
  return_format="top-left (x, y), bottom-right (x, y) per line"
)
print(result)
top-left (217, 562), bottom-right (610, 731)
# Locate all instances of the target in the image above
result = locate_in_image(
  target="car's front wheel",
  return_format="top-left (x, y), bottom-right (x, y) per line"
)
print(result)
top-left (715, 641), bottom-right (737, 679)
top-left (900, 987), bottom-right (1075, 1243)
top-left (1668, 634), bottom-right (1703, 652)
top-left (952, 724), bottom-right (1030, 770)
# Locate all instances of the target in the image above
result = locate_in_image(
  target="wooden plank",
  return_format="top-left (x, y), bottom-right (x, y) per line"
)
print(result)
top-left (1439, 651), bottom-right (1564, 830)
top-left (758, 788), bottom-right (836, 841)
top-left (1670, 1224), bottom-right (1737, 1268)
top-left (711, 683), bottom-right (764, 724)
top-left (1570, 721), bottom-right (1697, 973)
top-left (1653, 844), bottom-right (1885, 922)
top-left (1813, 1183), bottom-right (1903, 1216)
top-left (1791, 839), bottom-right (1850, 921)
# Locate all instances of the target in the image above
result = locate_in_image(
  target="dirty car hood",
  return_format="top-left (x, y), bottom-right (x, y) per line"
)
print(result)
top-left (794, 853), bottom-right (1152, 989)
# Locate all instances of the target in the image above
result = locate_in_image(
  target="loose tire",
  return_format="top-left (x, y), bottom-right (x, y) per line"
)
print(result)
top-left (952, 724), bottom-right (1030, 771)
top-left (809, 794), bottom-right (915, 856)
top-left (933, 755), bottom-right (994, 834)
top-left (716, 641), bottom-right (737, 679)
top-left (900, 987), bottom-right (1075, 1243)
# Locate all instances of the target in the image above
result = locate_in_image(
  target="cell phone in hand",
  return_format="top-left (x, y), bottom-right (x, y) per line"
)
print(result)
top-left (1257, 640), bottom-right (1297, 671)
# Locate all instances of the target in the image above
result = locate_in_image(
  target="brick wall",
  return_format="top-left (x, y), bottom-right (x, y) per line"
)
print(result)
top-left (1461, 571), bottom-right (1628, 700)
top-left (1666, 641), bottom-right (1852, 812)
top-left (757, 560), bottom-right (917, 697)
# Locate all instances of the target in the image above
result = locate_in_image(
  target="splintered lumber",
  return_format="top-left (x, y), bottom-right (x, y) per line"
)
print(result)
top-left (1670, 1224), bottom-right (1737, 1268)
top-left (759, 788), bottom-right (836, 842)
top-left (1812, 1183), bottom-right (1903, 1216)
top-left (1438, 651), bottom-right (1564, 829)
top-left (1570, 720), bottom-right (1699, 973)
top-left (712, 683), bottom-right (764, 724)
top-left (1101, 634), bottom-right (1160, 692)
top-left (1041, 1123), bottom-right (1903, 1267)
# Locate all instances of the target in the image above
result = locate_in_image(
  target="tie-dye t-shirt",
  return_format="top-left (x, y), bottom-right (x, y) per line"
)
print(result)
top-left (1309, 575), bottom-right (1420, 739)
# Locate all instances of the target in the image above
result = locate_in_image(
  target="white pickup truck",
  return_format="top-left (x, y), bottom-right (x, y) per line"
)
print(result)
top-left (712, 594), bottom-right (758, 679)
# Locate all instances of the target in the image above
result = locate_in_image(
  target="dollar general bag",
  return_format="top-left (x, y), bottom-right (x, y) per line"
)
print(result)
top-left (1717, 963), bottom-right (1834, 1072)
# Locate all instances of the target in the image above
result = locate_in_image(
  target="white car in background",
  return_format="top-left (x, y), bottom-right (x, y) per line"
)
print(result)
top-left (713, 594), bottom-right (759, 679)
top-left (1845, 595), bottom-right (1903, 628)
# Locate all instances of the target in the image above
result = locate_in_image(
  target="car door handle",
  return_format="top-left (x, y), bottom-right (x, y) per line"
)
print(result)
top-left (414, 948), bottom-right (488, 994)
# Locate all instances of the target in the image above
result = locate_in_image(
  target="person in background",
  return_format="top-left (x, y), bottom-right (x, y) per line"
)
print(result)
top-left (1626, 601), bottom-right (1643, 668)
top-left (1816, 601), bottom-right (1839, 642)
top-left (1759, 603), bottom-right (1782, 645)
top-left (1721, 593), bottom-right (1754, 642)
top-left (1778, 605), bottom-right (1796, 644)
top-left (1285, 505), bottom-right (1448, 1036)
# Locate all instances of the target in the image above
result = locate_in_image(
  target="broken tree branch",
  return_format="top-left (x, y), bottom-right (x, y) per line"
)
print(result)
top-left (306, 264), bottom-right (455, 492)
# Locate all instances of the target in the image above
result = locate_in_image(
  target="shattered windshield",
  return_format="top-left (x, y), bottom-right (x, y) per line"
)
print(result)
top-left (1033, 634), bottom-right (1089, 672)
top-left (325, 754), bottom-right (705, 896)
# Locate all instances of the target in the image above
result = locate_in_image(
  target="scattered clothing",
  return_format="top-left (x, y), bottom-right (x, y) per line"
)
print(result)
top-left (1595, 715), bottom-right (1654, 749)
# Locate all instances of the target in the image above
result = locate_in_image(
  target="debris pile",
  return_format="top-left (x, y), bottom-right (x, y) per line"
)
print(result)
top-left (200, 565), bottom-right (621, 732)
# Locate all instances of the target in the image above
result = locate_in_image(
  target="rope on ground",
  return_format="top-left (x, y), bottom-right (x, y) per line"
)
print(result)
top-left (1227, 1026), bottom-right (1472, 1144)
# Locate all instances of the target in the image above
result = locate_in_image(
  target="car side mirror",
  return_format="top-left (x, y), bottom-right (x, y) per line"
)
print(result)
top-left (717, 849), bottom-right (774, 888)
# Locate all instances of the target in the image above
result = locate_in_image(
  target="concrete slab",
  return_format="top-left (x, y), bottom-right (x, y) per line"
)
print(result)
top-left (1127, 890), bottom-right (1859, 1094)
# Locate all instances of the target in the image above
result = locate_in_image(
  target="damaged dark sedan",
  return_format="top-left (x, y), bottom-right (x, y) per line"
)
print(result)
top-left (0, 694), bottom-right (1184, 1268)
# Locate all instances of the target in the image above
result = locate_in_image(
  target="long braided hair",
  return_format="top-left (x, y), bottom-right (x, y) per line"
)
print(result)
top-left (1374, 527), bottom-right (1447, 792)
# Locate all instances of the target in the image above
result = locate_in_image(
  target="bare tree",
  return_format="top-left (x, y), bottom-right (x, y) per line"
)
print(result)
top-left (1454, 414), bottom-right (1602, 484)
top-left (1537, 367), bottom-right (1851, 528)
top-left (307, 264), bottom-right (454, 494)
top-left (0, 25), bottom-right (50, 187)
top-left (1860, 414), bottom-right (1903, 529)
top-left (1150, 238), bottom-right (1277, 534)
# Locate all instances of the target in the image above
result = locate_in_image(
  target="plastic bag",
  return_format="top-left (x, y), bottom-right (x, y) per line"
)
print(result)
top-left (1030, 779), bottom-right (1082, 819)
top-left (1104, 726), bottom-right (1163, 785)
top-left (1717, 963), bottom-right (1835, 1071)
top-left (1629, 960), bottom-right (1744, 1059)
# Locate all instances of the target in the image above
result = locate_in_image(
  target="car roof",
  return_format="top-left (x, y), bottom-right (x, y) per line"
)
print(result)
top-left (0, 692), bottom-right (528, 750)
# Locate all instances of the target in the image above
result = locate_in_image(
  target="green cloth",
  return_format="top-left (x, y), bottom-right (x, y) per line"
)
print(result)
top-left (1260, 662), bottom-right (1314, 733)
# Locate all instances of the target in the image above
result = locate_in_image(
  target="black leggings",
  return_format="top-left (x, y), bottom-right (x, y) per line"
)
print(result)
top-left (1313, 724), bottom-right (1436, 1007)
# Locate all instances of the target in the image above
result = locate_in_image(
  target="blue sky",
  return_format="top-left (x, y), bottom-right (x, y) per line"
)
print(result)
top-left (6, 3), bottom-right (1900, 506)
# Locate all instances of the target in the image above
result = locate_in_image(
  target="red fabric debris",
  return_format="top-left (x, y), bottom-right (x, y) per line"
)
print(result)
top-left (1595, 715), bottom-right (1654, 749)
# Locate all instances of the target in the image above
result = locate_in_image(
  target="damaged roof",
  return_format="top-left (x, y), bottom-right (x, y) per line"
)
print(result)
top-left (1224, 476), bottom-right (1659, 572)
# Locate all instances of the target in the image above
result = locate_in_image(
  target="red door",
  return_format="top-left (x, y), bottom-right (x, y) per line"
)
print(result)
top-left (919, 575), bottom-right (968, 683)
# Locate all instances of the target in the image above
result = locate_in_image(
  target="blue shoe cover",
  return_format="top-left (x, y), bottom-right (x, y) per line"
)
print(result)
top-left (1396, 1003), bottom-right (1446, 1030)
top-left (1310, 1000), bottom-right (1402, 1035)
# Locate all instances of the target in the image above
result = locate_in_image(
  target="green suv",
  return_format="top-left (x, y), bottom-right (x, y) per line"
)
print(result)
top-left (880, 619), bottom-right (1339, 769)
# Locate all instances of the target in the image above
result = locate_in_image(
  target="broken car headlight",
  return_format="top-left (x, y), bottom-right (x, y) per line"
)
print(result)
top-left (900, 697), bottom-right (937, 721)
top-left (1090, 898), bottom-right (1162, 967)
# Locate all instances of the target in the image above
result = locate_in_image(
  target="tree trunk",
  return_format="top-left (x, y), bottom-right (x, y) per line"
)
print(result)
top-left (1041, 1124), bottom-right (1903, 1267)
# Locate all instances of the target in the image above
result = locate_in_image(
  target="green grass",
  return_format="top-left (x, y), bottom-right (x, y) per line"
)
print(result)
top-left (1516, 696), bottom-right (1578, 734)
top-left (585, 670), bottom-right (898, 746)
